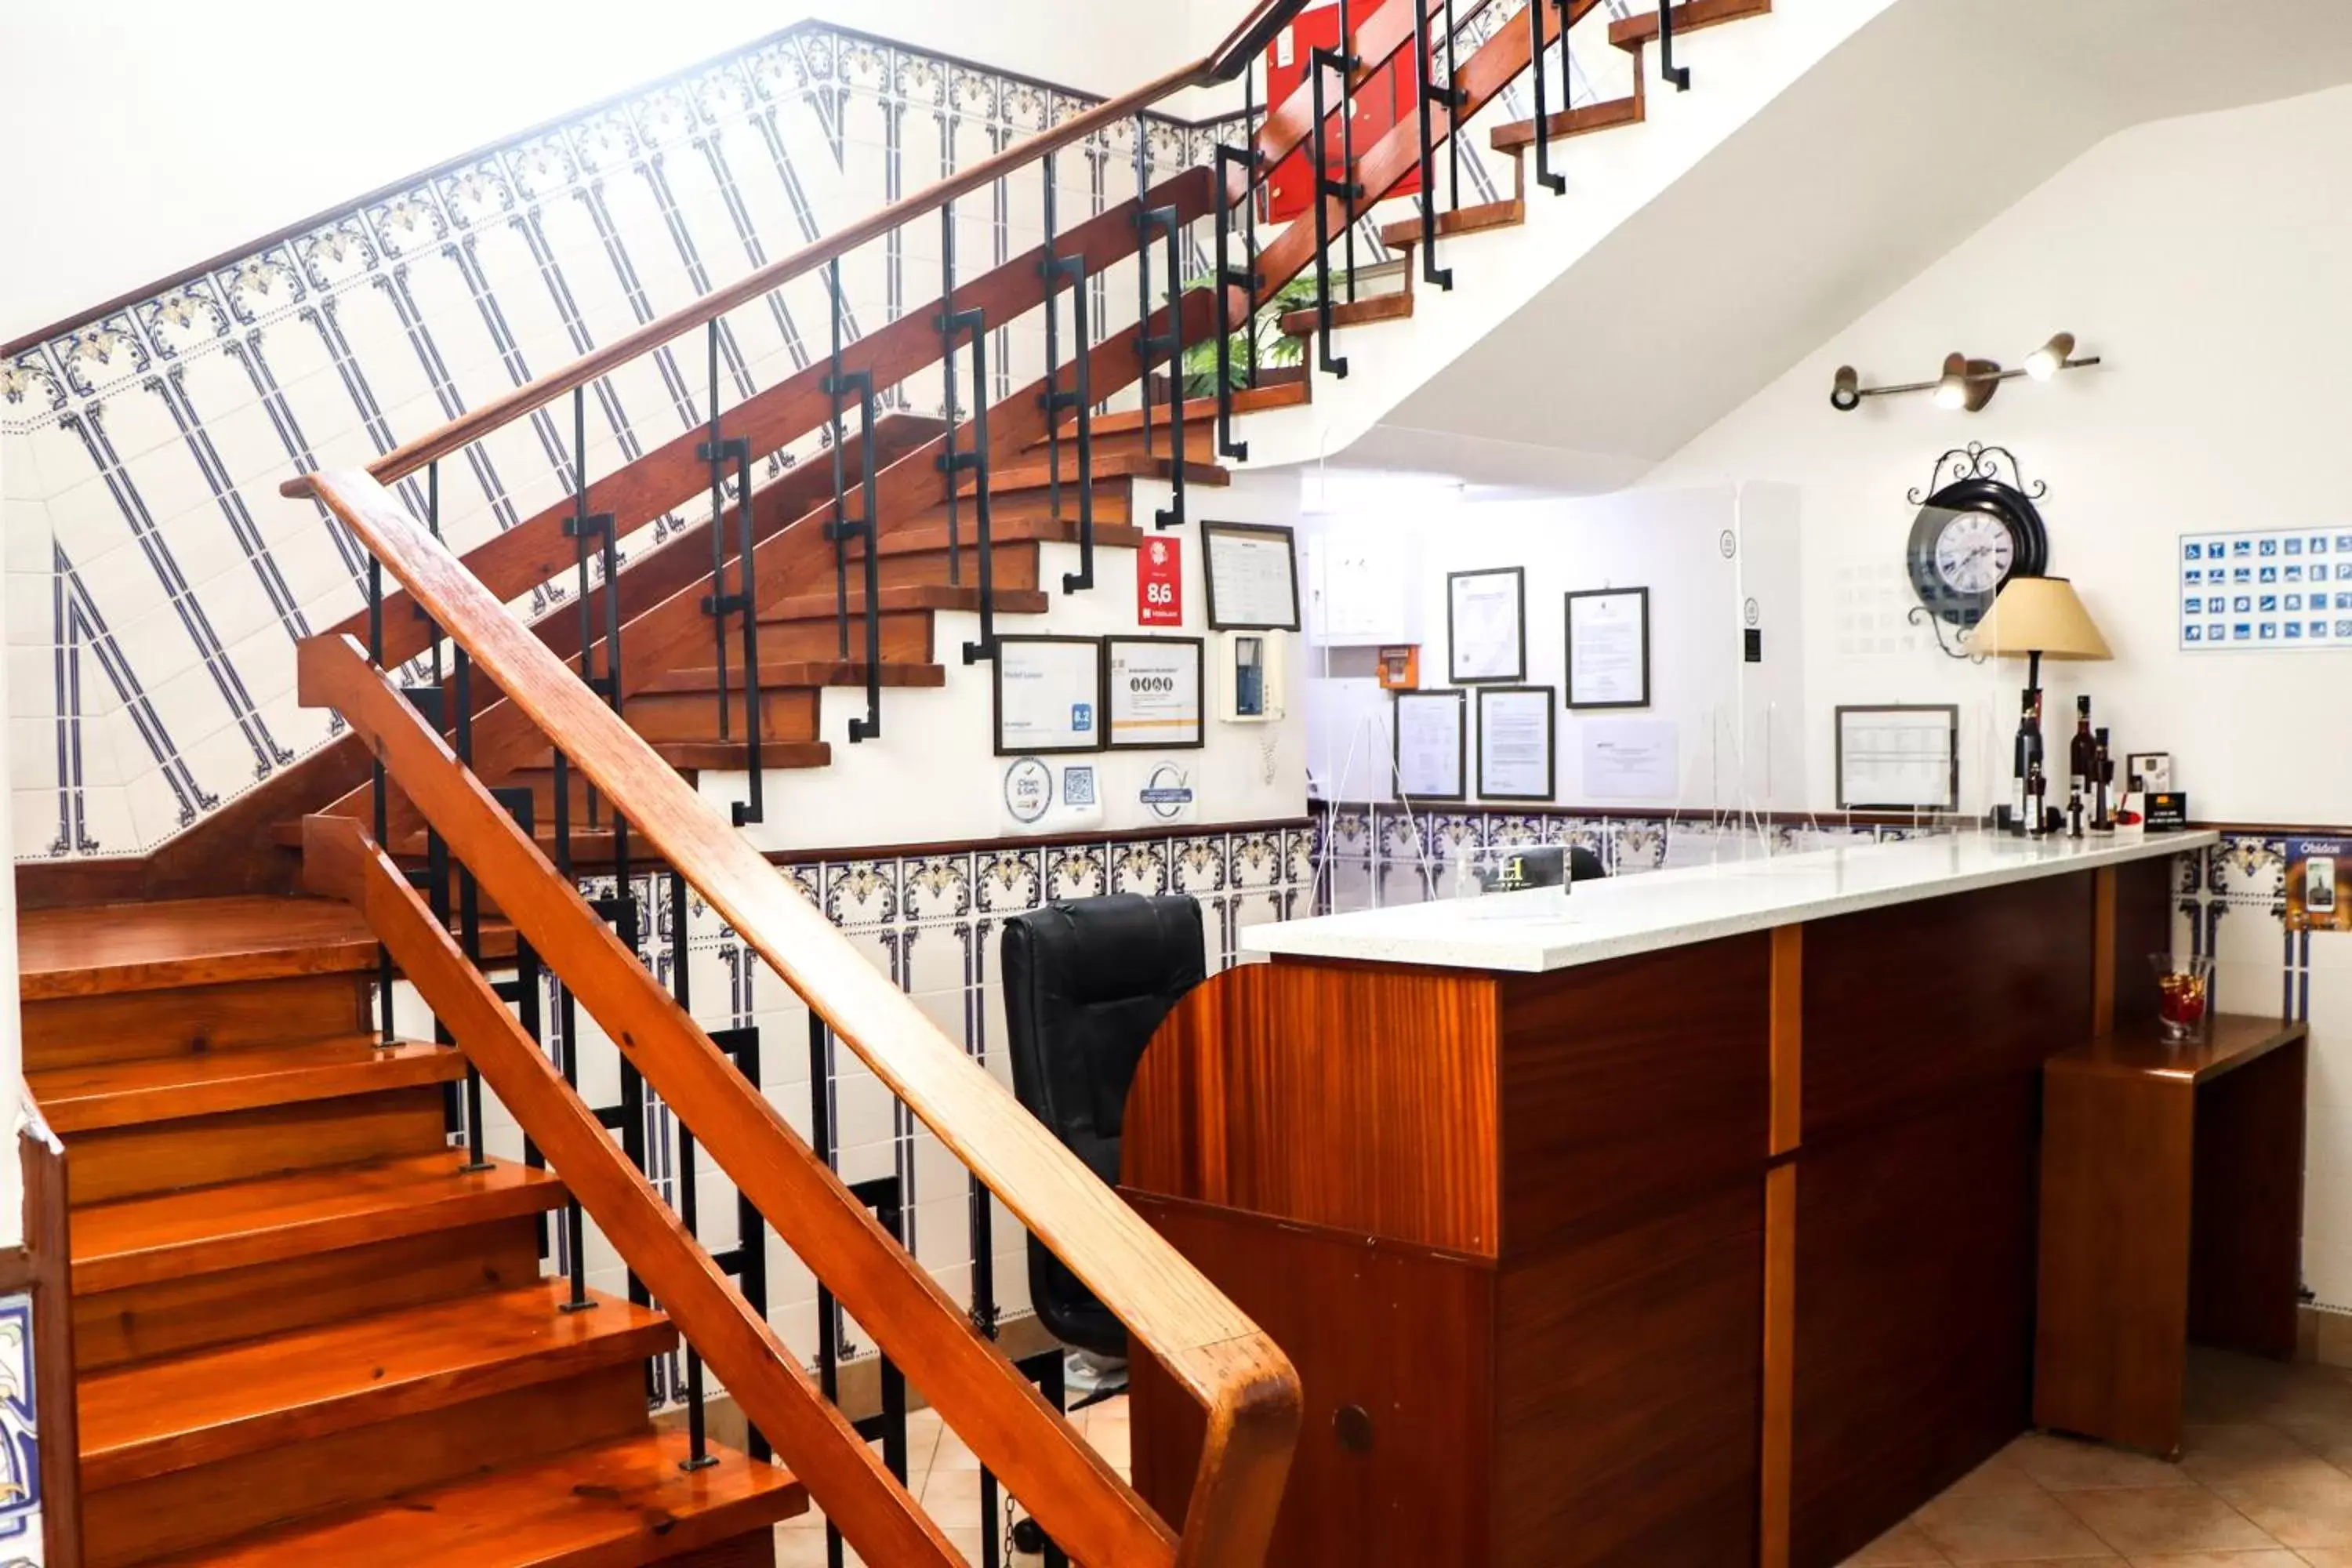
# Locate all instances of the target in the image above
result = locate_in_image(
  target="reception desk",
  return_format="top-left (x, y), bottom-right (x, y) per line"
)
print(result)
top-left (1120, 830), bottom-right (2216, 1568)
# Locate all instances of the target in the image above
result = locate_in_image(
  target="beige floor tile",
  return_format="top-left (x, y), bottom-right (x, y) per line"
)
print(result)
top-left (2013, 1433), bottom-right (2201, 1492)
top-left (1941, 1448), bottom-right (2052, 1500)
top-left (1842, 1518), bottom-right (1951, 1563)
top-left (2295, 1549), bottom-right (2352, 1565)
top-left (2199, 1466), bottom-right (2352, 1550)
top-left (2180, 1425), bottom-right (2335, 1489)
top-left (2060, 1487), bottom-right (2279, 1556)
top-left (2121, 1552), bottom-right (2308, 1566)
top-left (1915, 1489), bottom-right (2116, 1562)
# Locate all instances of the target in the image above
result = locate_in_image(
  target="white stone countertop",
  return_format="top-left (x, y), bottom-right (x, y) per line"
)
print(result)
top-left (1242, 829), bottom-right (2219, 974)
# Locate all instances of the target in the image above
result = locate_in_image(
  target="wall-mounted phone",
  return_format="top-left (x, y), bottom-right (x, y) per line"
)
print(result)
top-left (1218, 630), bottom-right (1287, 723)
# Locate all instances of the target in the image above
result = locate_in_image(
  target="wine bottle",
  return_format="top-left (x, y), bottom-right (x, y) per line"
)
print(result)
top-left (2068, 695), bottom-right (2096, 808)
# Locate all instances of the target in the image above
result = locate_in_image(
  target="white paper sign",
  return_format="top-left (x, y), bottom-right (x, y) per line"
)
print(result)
top-left (1106, 639), bottom-right (1203, 748)
top-left (1394, 691), bottom-right (1466, 799)
top-left (1566, 590), bottom-right (1650, 709)
top-left (1836, 707), bottom-right (1957, 811)
top-left (995, 638), bottom-right (1102, 754)
top-left (1580, 718), bottom-right (1680, 800)
top-left (1449, 568), bottom-right (1524, 683)
top-left (1205, 524), bottom-right (1301, 630)
top-left (1477, 688), bottom-right (1554, 800)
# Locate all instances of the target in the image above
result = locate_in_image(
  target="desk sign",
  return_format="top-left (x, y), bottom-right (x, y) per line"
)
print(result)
top-left (993, 636), bottom-right (1104, 756)
top-left (2288, 838), bottom-right (2352, 932)
top-left (2145, 791), bottom-right (2190, 833)
top-left (1137, 535), bottom-right (1183, 626)
top-left (1105, 637), bottom-right (1204, 749)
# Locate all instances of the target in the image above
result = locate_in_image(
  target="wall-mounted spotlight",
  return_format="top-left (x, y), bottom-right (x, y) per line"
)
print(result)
top-left (1831, 333), bottom-right (2100, 413)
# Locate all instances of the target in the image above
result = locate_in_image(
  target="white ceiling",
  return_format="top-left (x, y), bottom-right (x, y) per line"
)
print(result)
top-left (1352, 0), bottom-right (2352, 490)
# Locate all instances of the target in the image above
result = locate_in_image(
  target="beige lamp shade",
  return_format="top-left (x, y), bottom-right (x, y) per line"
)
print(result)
top-left (1966, 575), bottom-right (2112, 660)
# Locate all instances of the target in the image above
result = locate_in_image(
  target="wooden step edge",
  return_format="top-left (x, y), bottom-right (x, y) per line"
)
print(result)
top-left (1489, 93), bottom-right (1646, 153)
top-left (79, 1280), bottom-right (676, 1492)
top-left (1377, 198), bottom-right (1528, 252)
top-left (72, 1152), bottom-right (568, 1295)
top-left (637, 662), bottom-right (949, 697)
top-left (859, 517), bottom-right (1151, 559)
top-left (515, 739), bottom-right (835, 772)
top-left (1610, 0), bottom-right (1771, 50)
top-left (1035, 379), bottom-right (1313, 445)
top-left (143, 1430), bottom-right (806, 1566)
top-left (758, 585), bottom-right (1053, 624)
top-left (1279, 290), bottom-right (1417, 339)
top-left (33, 1036), bottom-right (463, 1136)
top-left (20, 898), bottom-right (381, 1001)
top-left (963, 455), bottom-right (1232, 497)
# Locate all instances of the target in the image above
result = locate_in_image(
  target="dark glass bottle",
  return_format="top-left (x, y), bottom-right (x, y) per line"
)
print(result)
top-left (2068, 695), bottom-right (2096, 806)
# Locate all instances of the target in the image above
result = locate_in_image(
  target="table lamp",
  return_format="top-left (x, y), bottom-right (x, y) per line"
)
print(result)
top-left (1966, 575), bottom-right (2111, 835)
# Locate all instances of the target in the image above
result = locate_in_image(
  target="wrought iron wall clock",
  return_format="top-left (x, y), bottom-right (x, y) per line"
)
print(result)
top-left (1904, 443), bottom-right (2049, 659)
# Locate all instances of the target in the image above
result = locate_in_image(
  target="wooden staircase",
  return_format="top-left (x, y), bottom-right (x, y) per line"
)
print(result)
top-left (22, 896), bottom-right (806, 1566)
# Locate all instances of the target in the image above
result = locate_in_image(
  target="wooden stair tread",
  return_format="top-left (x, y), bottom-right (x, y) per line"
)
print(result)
top-left (760, 583), bottom-right (1051, 622)
top-left (147, 1429), bottom-right (807, 1566)
top-left (860, 515), bottom-right (1149, 557)
top-left (1036, 379), bottom-right (1311, 445)
top-left (964, 451), bottom-right (1229, 495)
top-left (72, 1151), bottom-right (568, 1295)
top-left (80, 1279), bottom-right (673, 1491)
top-left (1610, 0), bottom-right (1770, 49)
top-left (1280, 291), bottom-right (1417, 337)
top-left (20, 895), bottom-right (381, 1000)
top-left (1490, 93), bottom-right (1644, 152)
top-left (1378, 199), bottom-right (1526, 251)
top-left (32, 1036), bottom-right (464, 1135)
top-left (516, 739), bottom-right (834, 772)
top-left (638, 661), bottom-right (948, 696)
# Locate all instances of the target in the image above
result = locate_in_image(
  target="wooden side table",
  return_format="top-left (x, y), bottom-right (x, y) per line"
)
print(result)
top-left (2034, 1014), bottom-right (2308, 1457)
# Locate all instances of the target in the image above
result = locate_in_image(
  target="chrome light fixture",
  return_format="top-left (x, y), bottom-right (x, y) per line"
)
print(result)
top-left (1831, 333), bottom-right (2100, 413)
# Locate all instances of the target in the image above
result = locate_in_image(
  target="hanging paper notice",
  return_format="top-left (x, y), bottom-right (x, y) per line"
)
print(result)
top-left (1579, 718), bottom-right (1680, 800)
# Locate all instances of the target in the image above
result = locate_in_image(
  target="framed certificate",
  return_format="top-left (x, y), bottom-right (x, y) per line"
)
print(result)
top-left (1447, 567), bottom-right (1526, 684)
top-left (1392, 688), bottom-right (1468, 801)
top-left (1476, 686), bottom-right (1556, 802)
top-left (1834, 705), bottom-right (1958, 811)
top-left (993, 636), bottom-right (1105, 756)
top-left (1105, 637), bottom-right (1205, 749)
top-left (1565, 587), bottom-right (1650, 710)
top-left (1202, 521), bottom-right (1301, 630)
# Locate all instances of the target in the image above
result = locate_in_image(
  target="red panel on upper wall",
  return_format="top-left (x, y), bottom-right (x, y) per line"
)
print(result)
top-left (1263, 2), bottom-right (1425, 224)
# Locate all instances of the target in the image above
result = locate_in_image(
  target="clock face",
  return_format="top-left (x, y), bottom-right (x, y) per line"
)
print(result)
top-left (1904, 478), bottom-right (2050, 628)
top-left (1933, 512), bottom-right (2016, 594)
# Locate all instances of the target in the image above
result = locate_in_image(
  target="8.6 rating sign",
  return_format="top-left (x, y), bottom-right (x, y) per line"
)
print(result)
top-left (1138, 535), bottom-right (1182, 626)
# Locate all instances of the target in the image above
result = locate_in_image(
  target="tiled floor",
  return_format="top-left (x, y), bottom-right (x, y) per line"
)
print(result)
top-left (774, 1392), bottom-right (1129, 1567)
top-left (777, 1350), bottom-right (2352, 1566)
top-left (1847, 1350), bottom-right (2352, 1566)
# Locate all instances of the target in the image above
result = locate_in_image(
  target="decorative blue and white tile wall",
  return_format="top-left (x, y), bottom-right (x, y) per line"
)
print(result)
top-left (0, 1296), bottom-right (38, 1566)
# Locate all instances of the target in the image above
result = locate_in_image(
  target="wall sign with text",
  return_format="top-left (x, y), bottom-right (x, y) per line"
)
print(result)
top-left (992, 636), bottom-right (1105, 756)
top-left (2179, 528), bottom-right (2352, 649)
top-left (1137, 535), bottom-right (1183, 626)
top-left (1105, 637), bottom-right (1206, 749)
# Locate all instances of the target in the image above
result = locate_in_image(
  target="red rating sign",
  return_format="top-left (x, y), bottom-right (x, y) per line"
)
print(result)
top-left (1138, 535), bottom-right (1182, 626)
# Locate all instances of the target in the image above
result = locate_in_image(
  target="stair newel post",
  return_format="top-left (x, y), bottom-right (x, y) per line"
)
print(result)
top-left (1530, 0), bottom-right (1568, 194)
top-left (941, 201), bottom-right (964, 588)
top-left (1659, 0), bottom-right (1692, 90)
top-left (1309, 20), bottom-right (1363, 378)
top-left (1414, 0), bottom-right (1458, 289)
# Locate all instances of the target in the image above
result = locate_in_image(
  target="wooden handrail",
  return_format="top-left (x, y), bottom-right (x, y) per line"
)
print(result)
top-left (296, 476), bottom-right (1301, 1563)
top-left (278, 0), bottom-right (1308, 496)
top-left (298, 813), bottom-right (965, 1567)
top-left (301, 641), bottom-right (1174, 1567)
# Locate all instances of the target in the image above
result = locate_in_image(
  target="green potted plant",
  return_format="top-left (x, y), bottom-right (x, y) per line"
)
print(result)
top-left (1179, 272), bottom-right (1324, 399)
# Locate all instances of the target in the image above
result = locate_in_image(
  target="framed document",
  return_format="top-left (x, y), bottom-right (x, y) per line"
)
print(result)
top-left (1392, 688), bottom-right (1467, 801)
top-left (993, 636), bottom-right (1105, 755)
top-left (1834, 705), bottom-right (1958, 811)
top-left (1447, 567), bottom-right (1526, 684)
top-left (1105, 637), bottom-right (1205, 749)
top-left (1203, 521), bottom-right (1301, 630)
top-left (1475, 686), bottom-right (1556, 802)
top-left (1565, 587), bottom-right (1650, 710)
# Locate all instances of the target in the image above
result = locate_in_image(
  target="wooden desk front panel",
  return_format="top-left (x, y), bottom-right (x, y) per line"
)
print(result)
top-left (1124, 960), bottom-right (1503, 1254)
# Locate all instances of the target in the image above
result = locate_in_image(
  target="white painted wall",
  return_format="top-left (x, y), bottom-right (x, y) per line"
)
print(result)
top-left (0, 1), bottom-right (1200, 346)
top-left (1301, 474), bottom-right (1807, 815)
top-left (718, 470), bottom-right (1310, 848)
top-left (1652, 82), bottom-right (2352, 829)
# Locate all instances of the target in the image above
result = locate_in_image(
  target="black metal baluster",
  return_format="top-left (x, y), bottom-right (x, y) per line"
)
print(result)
top-left (1337, 0), bottom-right (1358, 303)
top-left (702, 322), bottom-right (734, 742)
top-left (670, 869), bottom-right (718, 1472)
top-left (1041, 155), bottom-right (1098, 597)
top-left (697, 316), bottom-right (764, 828)
top-left (1446, 0), bottom-right (1463, 211)
top-left (1214, 143), bottom-right (1261, 459)
top-left (1530, 0), bottom-right (1568, 194)
top-left (368, 554), bottom-right (395, 1046)
top-left (551, 753), bottom-right (593, 1314)
top-left (941, 201), bottom-right (964, 587)
top-left (488, 786), bottom-right (549, 1258)
top-left (937, 304), bottom-right (996, 663)
top-left (1309, 22), bottom-right (1363, 378)
top-left (707, 1017), bottom-right (770, 1465)
top-left (826, 258), bottom-right (853, 663)
top-left (1414, 0), bottom-right (1459, 289)
top-left (728, 434), bottom-right (764, 826)
top-left (810, 1013), bottom-right (848, 1568)
top-left (452, 627), bottom-right (489, 1174)
top-left (1245, 49), bottom-right (1264, 391)
top-left (828, 366), bottom-right (884, 734)
top-left (1132, 116), bottom-right (1156, 465)
top-left (1146, 207), bottom-right (1185, 530)
top-left (1659, 0), bottom-right (1691, 90)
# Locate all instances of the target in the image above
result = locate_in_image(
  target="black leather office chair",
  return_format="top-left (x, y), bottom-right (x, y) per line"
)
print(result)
top-left (1570, 844), bottom-right (1608, 883)
top-left (1000, 894), bottom-right (1206, 1359)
